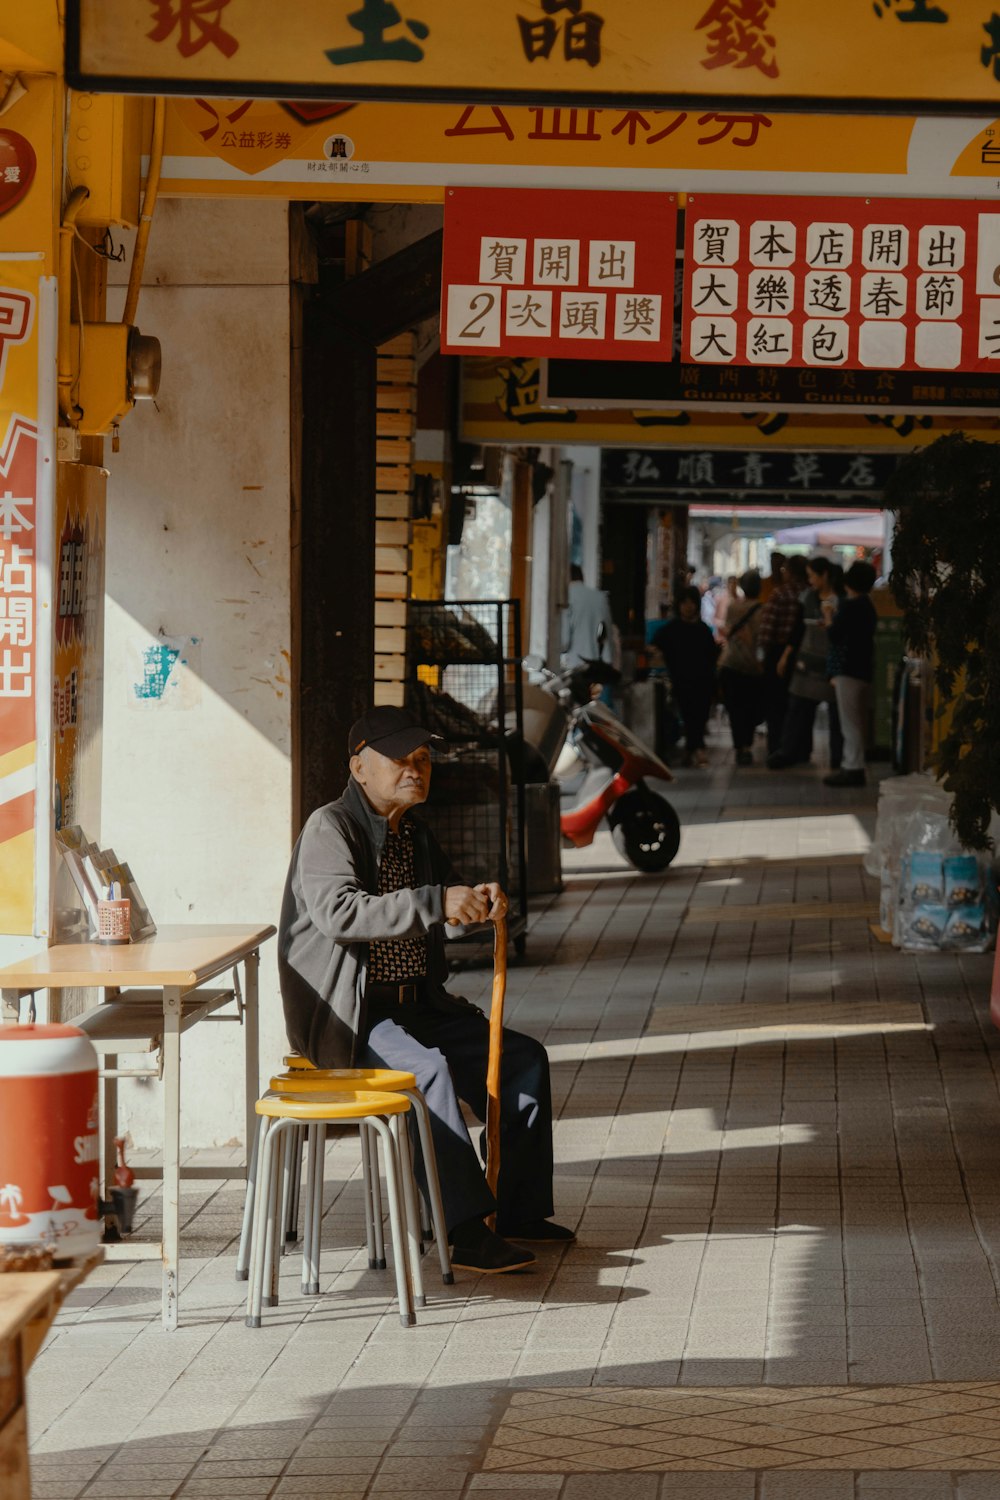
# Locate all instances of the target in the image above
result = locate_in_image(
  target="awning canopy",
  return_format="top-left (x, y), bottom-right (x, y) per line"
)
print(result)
top-left (772, 513), bottom-right (885, 548)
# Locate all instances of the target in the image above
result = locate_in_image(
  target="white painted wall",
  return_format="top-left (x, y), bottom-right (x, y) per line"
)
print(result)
top-left (102, 198), bottom-right (292, 1148)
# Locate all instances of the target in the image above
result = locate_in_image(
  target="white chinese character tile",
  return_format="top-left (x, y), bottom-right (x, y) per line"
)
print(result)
top-left (860, 271), bottom-right (908, 320)
top-left (691, 219), bottom-right (739, 266)
top-left (689, 266), bottom-right (738, 314)
top-left (805, 222), bottom-right (854, 269)
top-left (745, 319), bottom-right (793, 364)
top-left (862, 224), bottom-right (909, 271)
top-left (613, 292), bottom-right (662, 341)
top-left (0, 648), bottom-right (31, 698)
top-left (747, 268), bottom-right (795, 316)
top-left (505, 288), bottom-right (553, 338)
top-left (858, 320), bottom-right (907, 368)
top-left (915, 271), bottom-right (963, 320)
top-left (804, 269), bottom-right (851, 316)
top-left (446, 285), bottom-right (502, 348)
top-left (558, 292), bottom-right (606, 339)
top-left (914, 321), bottom-right (963, 369)
top-left (918, 225), bottom-right (965, 273)
top-left (749, 219), bottom-right (796, 268)
top-left (534, 239), bottom-right (580, 285)
top-left (588, 240), bottom-right (635, 288)
top-left (478, 237), bottom-right (527, 284)
top-left (978, 296), bottom-right (1000, 358)
top-left (802, 318), bottom-right (850, 366)
top-left (689, 315), bottom-right (738, 362)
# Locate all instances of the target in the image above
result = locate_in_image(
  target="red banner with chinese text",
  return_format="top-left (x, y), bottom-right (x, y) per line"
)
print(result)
top-left (442, 187), bottom-right (676, 362)
top-left (682, 194), bottom-right (1000, 374)
top-left (0, 260), bottom-right (41, 935)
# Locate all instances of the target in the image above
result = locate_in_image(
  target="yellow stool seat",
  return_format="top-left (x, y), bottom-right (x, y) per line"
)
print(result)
top-left (270, 1067), bottom-right (418, 1094)
top-left (257, 1089), bottom-right (410, 1122)
top-left (282, 1054), bottom-right (314, 1071)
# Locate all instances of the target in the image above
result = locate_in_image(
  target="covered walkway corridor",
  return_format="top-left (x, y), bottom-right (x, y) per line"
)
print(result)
top-left (26, 741), bottom-right (1000, 1499)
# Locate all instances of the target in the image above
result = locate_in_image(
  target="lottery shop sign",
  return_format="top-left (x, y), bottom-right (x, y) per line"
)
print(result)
top-left (682, 195), bottom-right (1000, 374)
top-left (66, 1), bottom-right (1000, 115)
top-left (441, 187), bottom-right (676, 362)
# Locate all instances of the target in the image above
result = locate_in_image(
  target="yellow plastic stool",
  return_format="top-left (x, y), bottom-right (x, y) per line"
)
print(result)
top-left (282, 1054), bottom-right (314, 1070)
top-left (245, 1090), bottom-right (418, 1329)
top-left (266, 1068), bottom-right (451, 1292)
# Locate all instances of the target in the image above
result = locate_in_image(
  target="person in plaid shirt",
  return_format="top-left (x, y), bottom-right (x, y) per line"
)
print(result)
top-left (757, 554), bottom-right (805, 757)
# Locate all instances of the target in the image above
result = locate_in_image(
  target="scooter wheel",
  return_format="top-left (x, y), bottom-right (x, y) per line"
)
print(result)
top-left (611, 794), bottom-right (681, 872)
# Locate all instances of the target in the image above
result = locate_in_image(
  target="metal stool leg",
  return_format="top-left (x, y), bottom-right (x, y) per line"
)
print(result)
top-left (286, 1122), bottom-right (304, 1244)
top-left (278, 1122), bottom-right (295, 1257)
top-left (405, 1088), bottom-right (454, 1286)
top-left (308, 1122), bottom-right (325, 1295)
top-left (369, 1116), bottom-right (415, 1329)
top-left (359, 1122), bottom-right (379, 1270)
top-left (236, 1113), bottom-right (262, 1282)
top-left (246, 1116), bottom-right (275, 1328)
top-left (300, 1122), bottom-right (320, 1296)
top-left (392, 1113), bottom-right (426, 1309)
top-left (262, 1124), bottom-right (287, 1307)
top-left (364, 1123), bottom-right (387, 1270)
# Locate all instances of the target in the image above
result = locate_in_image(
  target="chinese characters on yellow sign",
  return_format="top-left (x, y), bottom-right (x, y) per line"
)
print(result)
top-left (69, 2), bottom-right (1000, 113)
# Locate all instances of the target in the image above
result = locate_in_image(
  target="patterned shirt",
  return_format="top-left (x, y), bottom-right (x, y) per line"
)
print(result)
top-left (367, 820), bottom-right (428, 983)
top-left (756, 585), bottom-right (803, 653)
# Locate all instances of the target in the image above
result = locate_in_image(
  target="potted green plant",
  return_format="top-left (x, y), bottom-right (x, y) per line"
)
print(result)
top-left (887, 432), bottom-right (1000, 850)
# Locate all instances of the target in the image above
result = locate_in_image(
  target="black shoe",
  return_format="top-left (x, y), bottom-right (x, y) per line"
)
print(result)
top-left (735, 749), bottom-right (753, 767)
top-left (767, 753), bottom-right (792, 769)
top-left (448, 1221), bottom-right (536, 1274)
top-left (823, 769), bottom-right (865, 787)
top-left (497, 1219), bottom-right (577, 1244)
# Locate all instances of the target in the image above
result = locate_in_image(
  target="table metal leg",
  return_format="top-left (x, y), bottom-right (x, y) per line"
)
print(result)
top-left (243, 949), bottom-right (260, 1167)
top-left (161, 984), bottom-right (182, 1331)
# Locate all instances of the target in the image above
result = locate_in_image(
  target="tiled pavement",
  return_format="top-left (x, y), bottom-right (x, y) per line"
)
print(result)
top-left (25, 730), bottom-right (1000, 1500)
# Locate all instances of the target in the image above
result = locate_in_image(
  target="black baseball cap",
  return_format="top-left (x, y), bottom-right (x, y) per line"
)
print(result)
top-left (348, 706), bottom-right (441, 760)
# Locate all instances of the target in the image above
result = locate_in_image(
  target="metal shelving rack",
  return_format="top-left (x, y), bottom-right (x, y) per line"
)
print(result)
top-left (406, 599), bottom-right (528, 957)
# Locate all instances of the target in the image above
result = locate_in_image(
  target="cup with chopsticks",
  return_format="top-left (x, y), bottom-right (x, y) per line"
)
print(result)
top-left (97, 880), bottom-right (131, 945)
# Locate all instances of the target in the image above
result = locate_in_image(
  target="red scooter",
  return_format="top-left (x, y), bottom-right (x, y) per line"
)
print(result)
top-left (522, 664), bottom-right (681, 873)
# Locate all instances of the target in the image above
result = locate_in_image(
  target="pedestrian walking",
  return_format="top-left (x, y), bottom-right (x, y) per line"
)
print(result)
top-left (756, 554), bottom-right (804, 758)
top-left (561, 564), bottom-right (614, 670)
top-left (652, 586), bottom-right (719, 767)
top-left (768, 555), bottom-right (844, 770)
top-left (823, 560), bottom-right (878, 787)
top-left (718, 569), bottom-right (764, 766)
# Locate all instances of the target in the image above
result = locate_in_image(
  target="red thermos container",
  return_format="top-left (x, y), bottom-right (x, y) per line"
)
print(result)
top-left (0, 1023), bottom-right (100, 1257)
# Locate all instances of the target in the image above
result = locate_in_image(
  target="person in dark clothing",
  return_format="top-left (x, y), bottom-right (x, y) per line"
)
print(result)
top-left (823, 561), bottom-right (878, 787)
top-left (718, 568), bottom-right (764, 766)
top-left (768, 555), bottom-right (844, 770)
top-left (757, 554), bottom-right (805, 757)
top-left (278, 706), bottom-right (574, 1274)
top-left (652, 585), bottom-right (719, 766)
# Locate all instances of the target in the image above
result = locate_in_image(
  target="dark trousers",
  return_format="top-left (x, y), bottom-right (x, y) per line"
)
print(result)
top-left (360, 997), bottom-right (554, 1234)
top-left (763, 649), bottom-right (792, 756)
top-left (672, 682), bottom-right (714, 752)
top-left (719, 668), bottom-right (762, 751)
top-left (778, 694), bottom-right (844, 768)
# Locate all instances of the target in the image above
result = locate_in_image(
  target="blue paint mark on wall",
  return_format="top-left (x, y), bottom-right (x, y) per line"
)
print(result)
top-left (133, 643), bottom-right (181, 701)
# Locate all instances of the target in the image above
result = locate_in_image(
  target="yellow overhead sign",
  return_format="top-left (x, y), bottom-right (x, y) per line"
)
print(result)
top-left (156, 98), bottom-right (1000, 205)
top-left (460, 357), bottom-right (1000, 449)
top-left (69, 2), bottom-right (1000, 115)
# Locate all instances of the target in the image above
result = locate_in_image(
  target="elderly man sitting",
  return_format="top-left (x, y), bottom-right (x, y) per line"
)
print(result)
top-left (278, 706), bottom-right (574, 1274)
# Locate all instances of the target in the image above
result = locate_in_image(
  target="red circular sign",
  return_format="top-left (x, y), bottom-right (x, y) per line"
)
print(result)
top-left (0, 131), bottom-right (36, 217)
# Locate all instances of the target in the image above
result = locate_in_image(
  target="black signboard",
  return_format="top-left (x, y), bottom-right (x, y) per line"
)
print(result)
top-left (546, 357), bottom-right (1000, 416)
top-left (602, 447), bottom-right (900, 500)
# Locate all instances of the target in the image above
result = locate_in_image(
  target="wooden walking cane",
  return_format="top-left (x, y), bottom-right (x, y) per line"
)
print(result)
top-left (485, 913), bottom-right (508, 1233)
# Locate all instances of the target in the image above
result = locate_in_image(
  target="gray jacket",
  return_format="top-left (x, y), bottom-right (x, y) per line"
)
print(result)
top-left (278, 777), bottom-right (473, 1068)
